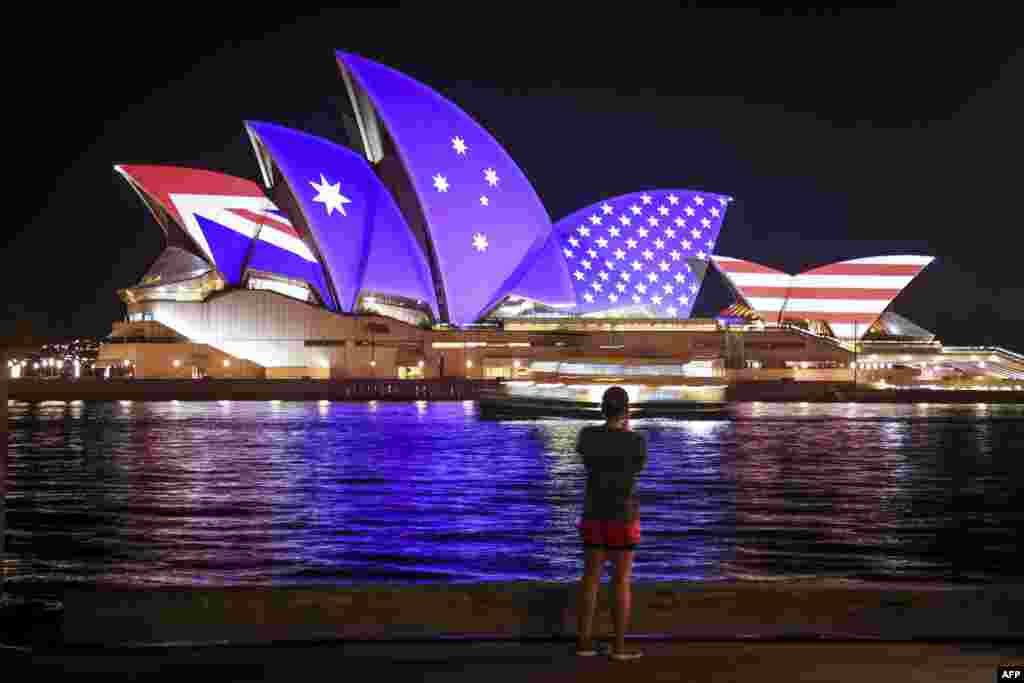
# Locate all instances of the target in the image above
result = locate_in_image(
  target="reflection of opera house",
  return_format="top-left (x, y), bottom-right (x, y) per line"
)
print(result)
top-left (96, 51), bottom-right (1024, 388)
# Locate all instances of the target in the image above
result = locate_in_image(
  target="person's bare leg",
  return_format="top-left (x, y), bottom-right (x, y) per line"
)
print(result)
top-left (610, 549), bottom-right (635, 654)
top-left (577, 547), bottom-right (606, 650)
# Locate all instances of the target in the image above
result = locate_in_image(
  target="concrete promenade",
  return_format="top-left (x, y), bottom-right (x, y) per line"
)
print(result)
top-left (40, 581), bottom-right (1021, 647)
top-left (4, 580), bottom-right (1022, 678)
top-left (20, 640), bottom-right (1024, 681)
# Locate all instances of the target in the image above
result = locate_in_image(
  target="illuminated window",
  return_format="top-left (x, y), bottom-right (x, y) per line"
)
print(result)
top-left (249, 276), bottom-right (313, 302)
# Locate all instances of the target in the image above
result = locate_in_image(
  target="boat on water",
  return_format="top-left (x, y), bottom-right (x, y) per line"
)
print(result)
top-left (478, 356), bottom-right (730, 420)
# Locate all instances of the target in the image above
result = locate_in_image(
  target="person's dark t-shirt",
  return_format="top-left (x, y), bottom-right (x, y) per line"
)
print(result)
top-left (577, 425), bottom-right (648, 522)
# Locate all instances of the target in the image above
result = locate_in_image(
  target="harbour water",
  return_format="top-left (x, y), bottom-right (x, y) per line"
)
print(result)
top-left (5, 400), bottom-right (1023, 586)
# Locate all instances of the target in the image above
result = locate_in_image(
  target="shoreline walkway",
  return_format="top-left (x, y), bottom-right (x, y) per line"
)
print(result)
top-left (18, 639), bottom-right (1024, 680)
top-left (4, 581), bottom-right (1022, 677)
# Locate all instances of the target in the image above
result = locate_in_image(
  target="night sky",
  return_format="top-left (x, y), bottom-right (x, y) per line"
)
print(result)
top-left (6, 10), bottom-right (1021, 350)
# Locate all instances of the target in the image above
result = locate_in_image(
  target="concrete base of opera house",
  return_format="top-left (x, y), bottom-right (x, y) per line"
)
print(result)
top-left (5, 580), bottom-right (1020, 648)
top-left (7, 378), bottom-right (1024, 404)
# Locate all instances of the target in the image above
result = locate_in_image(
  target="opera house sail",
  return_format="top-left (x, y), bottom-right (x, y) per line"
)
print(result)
top-left (711, 255), bottom-right (935, 340)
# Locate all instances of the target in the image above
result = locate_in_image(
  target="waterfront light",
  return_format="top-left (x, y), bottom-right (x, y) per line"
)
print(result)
top-left (370, 359), bottom-right (377, 367)
top-left (418, 360), bottom-right (424, 368)
top-left (120, 401), bottom-right (132, 406)
top-left (223, 359), bottom-right (230, 367)
top-left (466, 360), bottom-right (473, 368)
top-left (319, 400), bottom-right (329, 406)
top-left (173, 360), bottom-right (181, 367)
top-left (513, 360), bottom-right (520, 368)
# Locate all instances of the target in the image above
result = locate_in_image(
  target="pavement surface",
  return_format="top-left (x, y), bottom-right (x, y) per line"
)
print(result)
top-left (12, 639), bottom-right (1024, 681)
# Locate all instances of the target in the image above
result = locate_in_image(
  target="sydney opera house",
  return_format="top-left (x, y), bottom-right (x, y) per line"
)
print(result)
top-left (95, 51), bottom-right (1024, 386)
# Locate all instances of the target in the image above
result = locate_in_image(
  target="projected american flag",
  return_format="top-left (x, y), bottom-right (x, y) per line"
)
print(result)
top-left (554, 190), bottom-right (732, 318)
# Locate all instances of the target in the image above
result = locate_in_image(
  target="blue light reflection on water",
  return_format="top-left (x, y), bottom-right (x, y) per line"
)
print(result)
top-left (5, 400), bottom-right (1024, 587)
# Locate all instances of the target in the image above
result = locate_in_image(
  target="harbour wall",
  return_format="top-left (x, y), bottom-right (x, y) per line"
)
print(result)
top-left (7, 378), bottom-right (1024, 404)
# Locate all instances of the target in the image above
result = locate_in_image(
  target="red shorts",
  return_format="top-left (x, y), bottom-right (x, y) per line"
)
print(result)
top-left (578, 518), bottom-right (640, 549)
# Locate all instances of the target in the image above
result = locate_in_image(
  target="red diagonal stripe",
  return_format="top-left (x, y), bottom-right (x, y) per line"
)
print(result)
top-left (228, 208), bottom-right (300, 238)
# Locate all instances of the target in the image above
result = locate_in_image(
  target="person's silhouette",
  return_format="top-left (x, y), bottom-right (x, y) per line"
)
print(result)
top-left (574, 386), bottom-right (647, 660)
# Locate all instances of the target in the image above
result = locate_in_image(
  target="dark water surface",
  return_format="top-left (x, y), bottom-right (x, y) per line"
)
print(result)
top-left (5, 399), bottom-right (1023, 586)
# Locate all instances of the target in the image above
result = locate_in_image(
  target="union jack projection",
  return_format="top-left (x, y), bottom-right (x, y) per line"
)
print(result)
top-left (554, 190), bottom-right (733, 318)
top-left (712, 255), bottom-right (935, 339)
top-left (114, 165), bottom-right (333, 308)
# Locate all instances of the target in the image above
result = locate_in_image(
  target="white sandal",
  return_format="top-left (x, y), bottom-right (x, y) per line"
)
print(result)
top-left (610, 650), bottom-right (643, 661)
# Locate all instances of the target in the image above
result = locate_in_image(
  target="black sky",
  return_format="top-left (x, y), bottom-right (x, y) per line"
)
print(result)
top-left (5, 9), bottom-right (1022, 350)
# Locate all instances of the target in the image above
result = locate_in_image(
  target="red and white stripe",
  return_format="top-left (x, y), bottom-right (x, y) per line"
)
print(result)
top-left (169, 194), bottom-right (317, 264)
top-left (114, 165), bottom-right (317, 265)
top-left (784, 256), bottom-right (934, 339)
top-left (711, 256), bottom-right (792, 324)
top-left (713, 255), bottom-right (934, 339)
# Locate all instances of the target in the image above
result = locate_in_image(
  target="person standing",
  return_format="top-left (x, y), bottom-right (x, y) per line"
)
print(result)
top-left (575, 386), bottom-right (647, 661)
